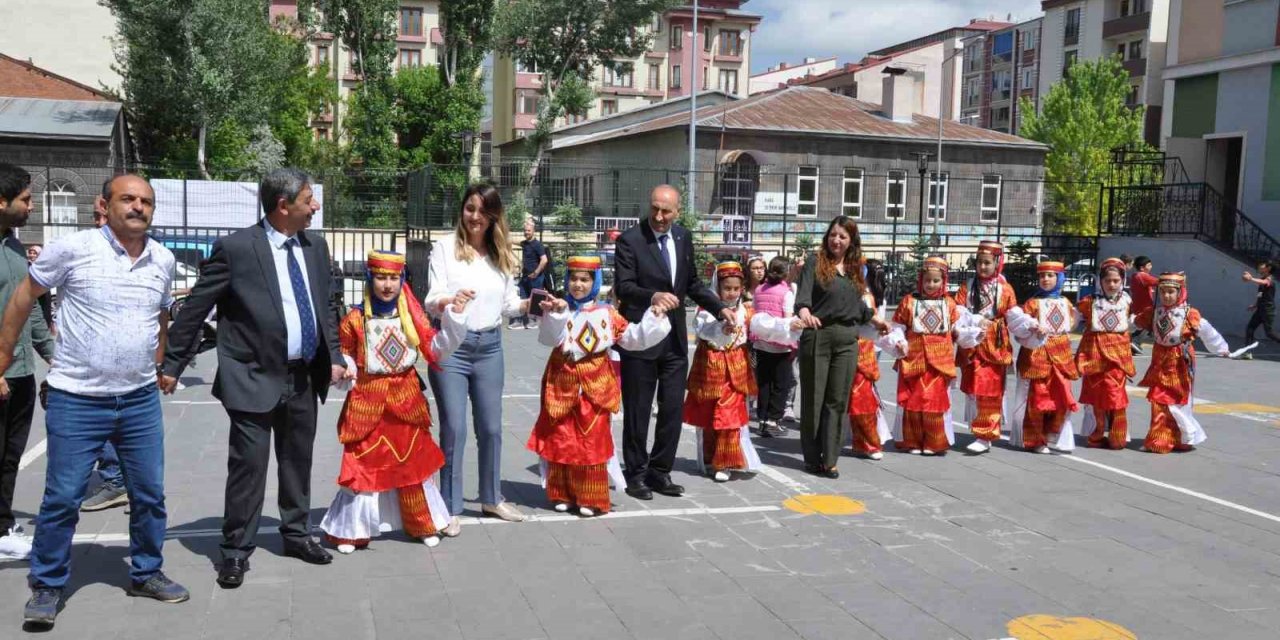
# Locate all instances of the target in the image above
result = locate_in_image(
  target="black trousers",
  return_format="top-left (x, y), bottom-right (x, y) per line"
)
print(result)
top-left (620, 349), bottom-right (687, 487)
top-left (1247, 308), bottom-right (1280, 343)
top-left (221, 364), bottom-right (318, 561)
top-left (755, 349), bottom-right (794, 424)
top-left (0, 375), bottom-right (36, 535)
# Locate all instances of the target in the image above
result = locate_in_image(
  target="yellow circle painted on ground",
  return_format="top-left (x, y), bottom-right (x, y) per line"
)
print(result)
top-left (1007, 615), bottom-right (1137, 640)
top-left (782, 494), bottom-right (865, 515)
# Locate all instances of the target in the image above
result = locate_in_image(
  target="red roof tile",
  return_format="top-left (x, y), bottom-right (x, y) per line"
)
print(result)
top-left (0, 53), bottom-right (111, 102)
top-left (551, 86), bottom-right (1046, 151)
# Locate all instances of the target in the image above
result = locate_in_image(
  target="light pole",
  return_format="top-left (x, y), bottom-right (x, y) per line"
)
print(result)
top-left (912, 151), bottom-right (932, 239)
top-left (688, 0), bottom-right (699, 217)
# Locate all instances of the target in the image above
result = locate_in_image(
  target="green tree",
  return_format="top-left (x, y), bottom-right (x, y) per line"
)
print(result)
top-left (390, 64), bottom-right (485, 199)
top-left (1020, 56), bottom-right (1150, 235)
top-left (493, 0), bottom-right (679, 183)
top-left (440, 0), bottom-right (496, 87)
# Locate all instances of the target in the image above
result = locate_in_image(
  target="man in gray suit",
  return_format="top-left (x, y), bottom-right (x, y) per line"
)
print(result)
top-left (161, 168), bottom-right (349, 589)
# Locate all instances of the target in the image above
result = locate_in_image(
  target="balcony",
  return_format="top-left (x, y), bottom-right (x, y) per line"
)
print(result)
top-left (1104, 11), bottom-right (1150, 39)
top-left (1122, 57), bottom-right (1146, 77)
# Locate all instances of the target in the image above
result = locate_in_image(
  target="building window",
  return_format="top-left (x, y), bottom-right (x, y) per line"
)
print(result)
top-left (400, 7), bottom-right (423, 37)
top-left (719, 30), bottom-right (742, 57)
top-left (842, 168), bottom-right (863, 218)
top-left (603, 66), bottom-right (633, 87)
top-left (670, 64), bottom-right (682, 89)
top-left (1126, 83), bottom-right (1140, 106)
top-left (965, 43), bottom-right (982, 72)
top-left (44, 180), bottom-right (76, 226)
top-left (928, 172), bottom-right (948, 220)
top-left (1063, 49), bottom-right (1078, 76)
top-left (702, 65), bottom-right (708, 90)
top-left (965, 77), bottom-right (982, 107)
top-left (1065, 8), bottom-right (1081, 45)
top-left (516, 59), bottom-right (540, 74)
top-left (797, 166), bottom-right (818, 217)
top-left (315, 45), bottom-right (329, 68)
top-left (980, 175), bottom-right (1002, 222)
top-left (718, 69), bottom-right (738, 95)
top-left (1120, 0), bottom-right (1146, 17)
top-left (718, 154), bottom-right (759, 217)
top-left (1021, 68), bottom-right (1035, 90)
top-left (1128, 39), bottom-right (1143, 61)
top-left (671, 25), bottom-right (683, 50)
top-left (348, 49), bottom-right (362, 76)
top-left (703, 26), bottom-right (712, 52)
top-left (652, 14), bottom-right (662, 33)
top-left (886, 170), bottom-right (906, 220)
top-left (648, 63), bottom-right (661, 90)
top-left (994, 106), bottom-right (1011, 123)
top-left (399, 48), bottom-right (422, 68)
top-left (1022, 29), bottom-right (1037, 51)
top-left (518, 91), bottom-right (541, 115)
top-left (993, 69), bottom-right (1012, 100)
top-left (314, 128), bottom-right (330, 141)
top-left (601, 99), bottom-right (618, 116)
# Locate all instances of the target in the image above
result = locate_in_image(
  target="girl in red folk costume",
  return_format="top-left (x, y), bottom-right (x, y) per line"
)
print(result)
top-left (528, 256), bottom-right (672, 515)
top-left (846, 259), bottom-right (892, 460)
top-left (320, 250), bottom-right (469, 553)
top-left (1008, 261), bottom-right (1080, 454)
top-left (685, 262), bottom-right (803, 482)
top-left (1134, 273), bottom-right (1230, 453)
top-left (952, 241), bottom-right (1017, 454)
top-left (885, 257), bottom-right (977, 455)
top-left (1075, 258), bottom-right (1137, 449)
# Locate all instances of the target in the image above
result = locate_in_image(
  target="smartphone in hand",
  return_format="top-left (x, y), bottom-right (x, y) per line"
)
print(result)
top-left (528, 288), bottom-right (550, 317)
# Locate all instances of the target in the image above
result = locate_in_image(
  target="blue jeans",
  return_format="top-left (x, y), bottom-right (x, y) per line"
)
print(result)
top-left (29, 384), bottom-right (166, 589)
top-left (429, 328), bottom-right (504, 514)
top-left (97, 441), bottom-right (124, 490)
top-left (512, 274), bottom-right (545, 328)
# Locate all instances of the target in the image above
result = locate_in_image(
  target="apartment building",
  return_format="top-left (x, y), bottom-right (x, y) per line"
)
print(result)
top-left (1039, 0), bottom-right (1169, 144)
top-left (270, 0), bottom-right (443, 140)
top-left (1160, 0), bottom-right (1280, 232)
top-left (749, 57), bottom-right (838, 95)
top-left (960, 18), bottom-right (1043, 135)
top-left (491, 1), bottom-right (761, 147)
top-left (791, 20), bottom-right (1012, 122)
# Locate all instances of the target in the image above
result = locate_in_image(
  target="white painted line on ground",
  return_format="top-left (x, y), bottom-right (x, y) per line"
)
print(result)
top-left (755, 464), bottom-right (812, 494)
top-left (72, 505), bottom-right (786, 544)
top-left (165, 400), bottom-right (224, 405)
top-left (1059, 455), bottom-right (1280, 525)
top-left (18, 439), bottom-right (46, 471)
top-left (501, 394), bottom-right (541, 399)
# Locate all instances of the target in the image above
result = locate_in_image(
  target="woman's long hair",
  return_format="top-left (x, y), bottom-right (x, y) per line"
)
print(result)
top-left (816, 215), bottom-right (865, 290)
top-left (453, 183), bottom-right (516, 274)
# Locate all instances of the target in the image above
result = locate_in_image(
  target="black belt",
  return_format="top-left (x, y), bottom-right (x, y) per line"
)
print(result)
top-left (287, 359), bottom-right (309, 371)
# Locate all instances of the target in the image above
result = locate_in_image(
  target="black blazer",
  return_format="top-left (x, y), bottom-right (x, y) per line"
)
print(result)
top-left (162, 223), bottom-right (343, 413)
top-left (614, 221), bottom-right (724, 360)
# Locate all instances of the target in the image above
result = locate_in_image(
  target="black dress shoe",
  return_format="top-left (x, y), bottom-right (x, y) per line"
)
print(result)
top-left (625, 485), bottom-right (654, 501)
top-left (647, 476), bottom-right (685, 497)
top-left (216, 558), bottom-right (248, 589)
top-left (283, 539), bottom-right (333, 565)
top-left (822, 468), bottom-right (840, 479)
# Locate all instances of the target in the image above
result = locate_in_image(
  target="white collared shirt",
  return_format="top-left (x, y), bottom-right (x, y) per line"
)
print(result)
top-left (262, 221), bottom-right (315, 361)
top-left (424, 239), bottom-right (521, 331)
top-left (651, 223), bottom-right (678, 287)
top-left (29, 227), bottom-right (175, 396)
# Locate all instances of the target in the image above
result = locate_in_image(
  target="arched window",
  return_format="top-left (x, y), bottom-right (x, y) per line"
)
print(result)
top-left (718, 152), bottom-right (759, 218)
top-left (43, 179), bottom-right (78, 242)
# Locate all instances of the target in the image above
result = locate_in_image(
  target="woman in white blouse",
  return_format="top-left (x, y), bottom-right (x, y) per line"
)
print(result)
top-left (425, 183), bottom-right (530, 532)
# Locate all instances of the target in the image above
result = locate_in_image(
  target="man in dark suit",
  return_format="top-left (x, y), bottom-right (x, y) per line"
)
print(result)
top-left (615, 184), bottom-right (732, 500)
top-left (160, 168), bottom-right (349, 588)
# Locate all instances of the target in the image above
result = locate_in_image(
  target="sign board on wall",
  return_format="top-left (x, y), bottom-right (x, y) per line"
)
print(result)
top-left (753, 191), bottom-right (798, 216)
top-left (150, 179), bottom-right (326, 229)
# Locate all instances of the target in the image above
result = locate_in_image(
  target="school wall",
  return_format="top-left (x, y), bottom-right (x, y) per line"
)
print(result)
top-left (1098, 236), bottom-right (1257, 338)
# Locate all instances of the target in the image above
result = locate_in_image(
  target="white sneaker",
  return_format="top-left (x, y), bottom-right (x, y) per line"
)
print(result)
top-left (868, 452), bottom-right (883, 461)
top-left (422, 535), bottom-right (440, 548)
top-left (908, 449), bottom-right (922, 455)
top-left (336, 544), bottom-right (356, 555)
top-left (0, 527), bottom-right (32, 560)
top-left (713, 471), bottom-right (730, 483)
top-left (553, 503), bottom-right (570, 513)
top-left (966, 440), bottom-right (991, 454)
top-left (578, 506), bottom-right (595, 517)
top-left (377, 522), bottom-right (393, 534)
top-left (921, 449), bottom-right (937, 456)
top-left (1034, 445), bottom-right (1051, 454)
top-left (442, 517), bottom-right (462, 537)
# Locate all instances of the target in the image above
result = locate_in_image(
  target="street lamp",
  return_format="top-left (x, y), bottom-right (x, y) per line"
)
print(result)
top-left (912, 151), bottom-right (932, 239)
top-left (453, 129), bottom-right (477, 179)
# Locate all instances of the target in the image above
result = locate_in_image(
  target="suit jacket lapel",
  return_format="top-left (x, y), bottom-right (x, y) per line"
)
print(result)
top-left (671, 227), bottom-right (683, 290)
top-left (252, 224), bottom-right (287, 328)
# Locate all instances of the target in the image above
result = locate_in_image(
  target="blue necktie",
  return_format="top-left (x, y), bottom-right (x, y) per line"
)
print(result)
top-left (658, 234), bottom-right (672, 285)
top-left (286, 238), bottom-right (318, 362)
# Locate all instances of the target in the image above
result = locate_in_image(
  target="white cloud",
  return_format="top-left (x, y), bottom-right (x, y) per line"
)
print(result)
top-left (748, 0), bottom-right (1043, 73)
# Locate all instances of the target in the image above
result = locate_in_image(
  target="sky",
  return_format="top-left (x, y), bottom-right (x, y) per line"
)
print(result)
top-left (747, 0), bottom-right (1044, 75)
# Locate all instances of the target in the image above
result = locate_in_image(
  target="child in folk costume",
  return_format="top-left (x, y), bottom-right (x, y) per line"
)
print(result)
top-left (685, 262), bottom-right (803, 481)
top-left (885, 257), bottom-right (979, 455)
top-left (1134, 273), bottom-right (1230, 453)
top-left (528, 256), bottom-right (672, 515)
top-left (1007, 261), bottom-right (1080, 454)
top-left (953, 241), bottom-right (1018, 454)
top-left (1075, 258), bottom-right (1137, 449)
top-left (320, 251), bottom-right (469, 552)
top-left (846, 259), bottom-right (892, 460)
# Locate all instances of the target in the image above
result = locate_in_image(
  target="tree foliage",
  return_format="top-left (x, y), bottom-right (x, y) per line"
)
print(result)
top-left (493, 0), bottom-right (680, 180)
top-left (440, 0), bottom-right (497, 87)
top-left (1019, 56), bottom-right (1150, 235)
top-left (102, 0), bottom-right (333, 174)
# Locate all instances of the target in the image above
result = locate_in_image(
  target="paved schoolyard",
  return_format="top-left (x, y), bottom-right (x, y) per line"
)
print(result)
top-left (3, 326), bottom-right (1280, 640)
